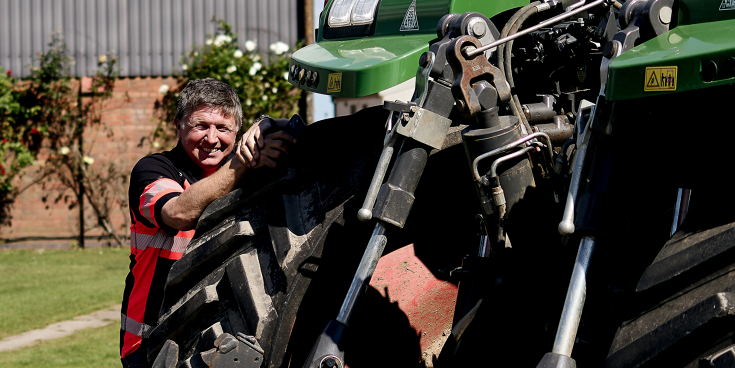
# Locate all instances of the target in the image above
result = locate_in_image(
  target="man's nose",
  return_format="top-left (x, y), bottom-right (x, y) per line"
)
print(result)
top-left (205, 125), bottom-right (219, 144)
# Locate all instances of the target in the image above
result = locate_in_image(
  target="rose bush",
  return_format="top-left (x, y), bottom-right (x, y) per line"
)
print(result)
top-left (150, 19), bottom-right (302, 149)
top-left (0, 35), bottom-right (127, 246)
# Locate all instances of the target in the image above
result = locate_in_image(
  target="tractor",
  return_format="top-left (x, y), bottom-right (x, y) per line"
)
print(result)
top-left (149, 1), bottom-right (735, 367)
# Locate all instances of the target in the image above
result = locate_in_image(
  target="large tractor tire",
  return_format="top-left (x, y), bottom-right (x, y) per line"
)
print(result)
top-left (146, 106), bottom-right (482, 368)
top-left (605, 191), bottom-right (735, 368)
top-left (146, 108), bottom-right (389, 368)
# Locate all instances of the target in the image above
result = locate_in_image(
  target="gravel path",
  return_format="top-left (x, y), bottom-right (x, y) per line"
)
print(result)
top-left (0, 305), bottom-right (121, 353)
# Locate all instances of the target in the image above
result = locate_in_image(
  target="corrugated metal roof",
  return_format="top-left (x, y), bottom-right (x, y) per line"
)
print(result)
top-left (0, 0), bottom-right (299, 78)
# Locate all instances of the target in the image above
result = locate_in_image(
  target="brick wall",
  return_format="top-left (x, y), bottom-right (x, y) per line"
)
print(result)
top-left (1, 77), bottom-right (178, 249)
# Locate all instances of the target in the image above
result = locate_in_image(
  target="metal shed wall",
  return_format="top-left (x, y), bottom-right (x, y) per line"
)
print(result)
top-left (0, 0), bottom-right (299, 78)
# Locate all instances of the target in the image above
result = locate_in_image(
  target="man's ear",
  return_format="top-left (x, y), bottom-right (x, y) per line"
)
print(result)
top-left (175, 119), bottom-right (183, 140)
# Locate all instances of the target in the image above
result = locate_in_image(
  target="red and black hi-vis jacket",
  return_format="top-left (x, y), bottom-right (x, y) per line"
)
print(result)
top-left (120, 143), bottom-right (207, 359)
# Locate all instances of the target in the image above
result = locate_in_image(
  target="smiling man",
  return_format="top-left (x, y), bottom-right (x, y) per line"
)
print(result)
top-left (120, 78), bottom-right (294, 368)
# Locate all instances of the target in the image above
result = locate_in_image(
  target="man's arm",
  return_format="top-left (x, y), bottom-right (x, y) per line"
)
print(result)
top-left (161, 120), bottom-right (296, 231)
top-left (160, 154), bottom-right (248, 230)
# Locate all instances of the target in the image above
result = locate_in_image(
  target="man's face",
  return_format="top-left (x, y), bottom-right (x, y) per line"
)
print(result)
top-left (177, 107), bottom-right (238, 173)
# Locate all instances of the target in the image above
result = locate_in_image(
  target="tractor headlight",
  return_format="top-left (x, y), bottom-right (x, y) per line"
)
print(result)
top-left (324, 0), bottom-right (381, 38)
top-left (351, 0), bottom-right (379, 25)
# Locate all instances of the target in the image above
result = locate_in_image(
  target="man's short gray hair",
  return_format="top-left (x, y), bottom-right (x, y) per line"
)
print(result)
top-left (175, 78), bottom-right (243, 130)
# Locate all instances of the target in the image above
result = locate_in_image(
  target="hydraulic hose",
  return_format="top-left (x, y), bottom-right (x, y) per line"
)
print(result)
top-left (498, 3), bottom-right (545, 136)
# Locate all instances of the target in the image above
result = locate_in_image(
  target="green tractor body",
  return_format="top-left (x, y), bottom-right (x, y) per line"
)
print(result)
top-left (289, 0), bottom-right (526, 97)
top-left (292, 0), bottom-right (735, 101)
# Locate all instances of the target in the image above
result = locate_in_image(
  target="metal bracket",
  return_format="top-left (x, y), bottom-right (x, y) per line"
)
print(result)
top-left (447, 35), bottom-right (511, 117)
top-left (393, 107), bottom-right (452, 150)
top-left (201, 333), bottom-right (264, 368)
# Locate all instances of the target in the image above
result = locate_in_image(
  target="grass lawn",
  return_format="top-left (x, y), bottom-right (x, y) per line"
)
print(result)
top-left (0, 322), bottom-right (121, 368)
top-left (0, 247), bottom-right (130, 340)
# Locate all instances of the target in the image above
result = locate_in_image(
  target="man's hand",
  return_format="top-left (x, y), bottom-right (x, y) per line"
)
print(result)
top-left (237, 118), bottom-right (296, 168)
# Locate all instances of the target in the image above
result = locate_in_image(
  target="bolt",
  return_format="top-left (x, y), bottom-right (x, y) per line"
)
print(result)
top-left (603, 41), bottom-right (618, 58)
top-left (659, 6), bottom-right (672, 25)
top-left (321, 357), bottom-right (338, 368)
top-left (456, 99), bottom-right (466, 112)
top-left (410, 105), bottom-right (418, 113)
top-left (402, 112), bottom-right (411, 121)
top-left (471, 22), bottom-right (486, 38)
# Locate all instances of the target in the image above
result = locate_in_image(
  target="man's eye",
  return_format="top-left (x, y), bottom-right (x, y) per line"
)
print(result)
top-left (218, 127), bottom-right (231, 132)
top-left (194, 124), bottom-right (207, 130)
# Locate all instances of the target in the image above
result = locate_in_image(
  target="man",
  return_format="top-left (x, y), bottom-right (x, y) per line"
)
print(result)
top-left (120, 78), bottom-right (295, 367)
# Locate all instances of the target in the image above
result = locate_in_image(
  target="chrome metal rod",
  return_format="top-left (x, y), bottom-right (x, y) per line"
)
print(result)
top-left (472, 132), bottom-right (553, 182)
top-left (478, 234), bottom-right (490, 257)
top-left (671, 188), bottom-right (684, 236)
top-left (466, 0), bottom-right (607, 58)
top-left (336, 222), bottom-right (388, 326)
top-left (670, 188), bottom-right (692, 236)
top-left (558, 112), bottom-right (594, 236)
top-left (358, 133), bottom-right (399, 222)
top-left (552, 235), bottom-right (596, 357)
top-left (489, 145), bottom-right (537, 179)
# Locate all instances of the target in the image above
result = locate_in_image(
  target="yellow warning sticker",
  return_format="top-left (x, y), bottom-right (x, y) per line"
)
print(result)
top-left (327, 73), bottom-right (342, 93)
top-left (644, 66), bottom-right (677, 92)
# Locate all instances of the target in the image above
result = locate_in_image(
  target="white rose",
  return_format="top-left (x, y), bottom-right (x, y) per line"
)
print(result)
top-left (262, 95), bottom-right (268, 101)
top-left (233, 49), bottom-right (243, 58)
top-left (214, 34), bottom-right (232, 46)
top-left (272, 87), bottom-right (277, 94)
top-left (206, 38), bottom-right (213, 45)
top-left (249, 62), bottom-right (262, 76)
top-left (283, 72), bottom-right (289, 80)
top-left (59, 146), bottom-right (70, 155)
top-left (98, 54), bottom-right (107, 63)
top-left (159, 84), bottom-right (170, 94)
top-left (244, 40), bottom-right (256, 52)
top-left (181, 64), bottom-right (188, 71)
top-left (269, 41), bottom-right (289, 55)
top-left (245, 99), bottom-right (252, 106)
top-left (226, 65), bottom-right (237, 73)
top-left (253, 54), bottom-right (261, 62)
top-left (82, 156), bottom-right (94, 165)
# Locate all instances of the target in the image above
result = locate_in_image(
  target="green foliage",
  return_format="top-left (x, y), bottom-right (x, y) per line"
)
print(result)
top-left (0, 67), bottom-right (38, 225)
top-left (150, 18), bottom-right (302, 149)
top-left (0, 34), bottom-right (128, 245)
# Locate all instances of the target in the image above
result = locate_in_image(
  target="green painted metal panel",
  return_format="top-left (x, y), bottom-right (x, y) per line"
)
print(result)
top-left (293, 0), bottom-right (527, 97)
top-left (450, 0), bottom-right (528, 17)
top-left (289, 34), bottom-right (434, 97)
top-left (677, 0), bottom-right (735, 26)
top-left (606, 19), bottom-right (735, 101)
top-left (373, 0), bottom-right (451, 37)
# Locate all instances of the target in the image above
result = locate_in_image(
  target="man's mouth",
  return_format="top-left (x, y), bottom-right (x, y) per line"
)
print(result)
top-left (201, 147), bottom-right (220, 154)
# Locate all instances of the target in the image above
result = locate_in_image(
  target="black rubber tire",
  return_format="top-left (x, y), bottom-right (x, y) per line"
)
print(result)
top-left (605, 191), bottom-right (735, 368)
top-left (146, 107), bottom-right (389, 368)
